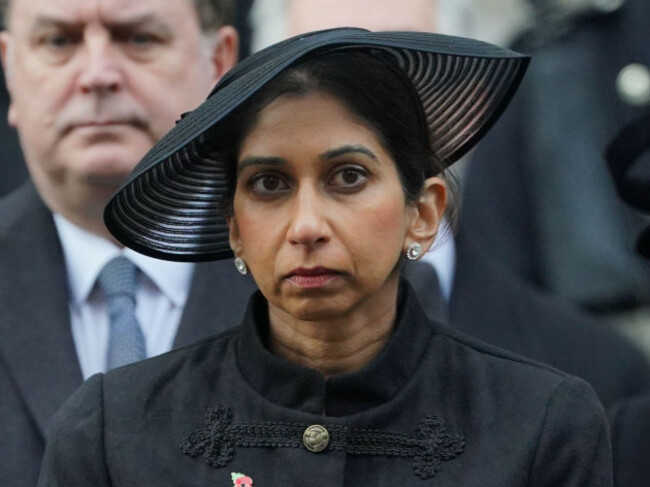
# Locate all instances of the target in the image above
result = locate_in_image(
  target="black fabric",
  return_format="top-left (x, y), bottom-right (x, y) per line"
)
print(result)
top-left (606, 112), bottom-right (650, 211)
top-left (39, 283), bottom-right (612, 485)
top-left (0, 182), bottom-right (257, 487)
top-left (406, 233), bottom-right (650, 408)
top-left (451, 232), bottom-right (650, 407)
top-left (609, 393), bottom-right (650, 487)
top-left (236, 285), bottom-right (435, 417)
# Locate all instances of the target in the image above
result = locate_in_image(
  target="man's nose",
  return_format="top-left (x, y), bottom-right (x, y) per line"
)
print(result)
top-left (77, 33), bottom-right (123, 94)
top-left (286, 187), bottom-right (332, 248)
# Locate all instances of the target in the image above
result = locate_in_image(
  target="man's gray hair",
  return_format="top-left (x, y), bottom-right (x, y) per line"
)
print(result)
top-left (0, 0), bottom-right (235, 31)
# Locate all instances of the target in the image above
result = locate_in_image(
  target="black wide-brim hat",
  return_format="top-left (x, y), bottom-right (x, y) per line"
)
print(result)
top-left (105, 28), bottom-right (529, 262)
top-left (606, 112), bottom-right (650, 257)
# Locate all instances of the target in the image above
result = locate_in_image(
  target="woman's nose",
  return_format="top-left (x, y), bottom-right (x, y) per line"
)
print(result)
top-left (286, 187), bottom-right (331, 248)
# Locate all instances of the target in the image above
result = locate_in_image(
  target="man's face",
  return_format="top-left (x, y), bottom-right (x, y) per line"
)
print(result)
top-left (287, 0), bottom-right (437, 34)
top-left (1, 0), bottom-right (236, 230)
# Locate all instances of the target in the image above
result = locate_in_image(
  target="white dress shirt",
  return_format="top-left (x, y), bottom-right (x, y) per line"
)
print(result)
top-left (54, 215), bottom-right (195, 379)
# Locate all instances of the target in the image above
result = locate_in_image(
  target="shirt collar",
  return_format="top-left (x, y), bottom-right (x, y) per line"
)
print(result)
top-left (236, 280), bottom-right (435, 417)
top-left (53, 214), bottom-right (194, 307)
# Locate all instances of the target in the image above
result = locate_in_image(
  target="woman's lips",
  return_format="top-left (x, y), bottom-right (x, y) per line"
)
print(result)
top-left (285, 267), bottom-right (341, 289)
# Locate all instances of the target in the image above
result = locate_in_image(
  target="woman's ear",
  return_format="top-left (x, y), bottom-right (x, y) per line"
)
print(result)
top-left (405, 176), bottom-right (447, 253)
top-left (227, 216), bottom-right (243, 256)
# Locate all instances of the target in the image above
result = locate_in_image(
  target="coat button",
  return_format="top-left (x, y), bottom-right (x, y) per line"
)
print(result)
top-left (303, 425), bottom-right (330, 452)
top-left (616, 64), bottom-right (650, 106)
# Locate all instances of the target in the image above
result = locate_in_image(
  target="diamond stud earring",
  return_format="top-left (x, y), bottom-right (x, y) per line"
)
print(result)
top-left (234, 257), bottom-right (248, 275)
top-left (406, 242), bottom-right (423, 261)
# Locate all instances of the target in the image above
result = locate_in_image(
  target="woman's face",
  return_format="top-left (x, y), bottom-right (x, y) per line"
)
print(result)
top-left (229, 91), bottom-right (434, 322)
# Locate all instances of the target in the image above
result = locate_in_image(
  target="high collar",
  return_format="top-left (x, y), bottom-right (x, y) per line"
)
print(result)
top-left (236, 281), bottom-right (435, 417)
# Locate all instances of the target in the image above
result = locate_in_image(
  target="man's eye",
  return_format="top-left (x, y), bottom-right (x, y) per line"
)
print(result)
top-left (43, 34), bottom-right (76, 49)
top-left (249, 174), bottom-right (289, 195)
top-left (111, 30), bottom-right (160, 49)
top-left (128, 32), bottom-right (157, 45)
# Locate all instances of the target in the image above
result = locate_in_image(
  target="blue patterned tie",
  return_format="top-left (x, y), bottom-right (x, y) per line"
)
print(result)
top-left (98, 256), bottom-right (147, 370)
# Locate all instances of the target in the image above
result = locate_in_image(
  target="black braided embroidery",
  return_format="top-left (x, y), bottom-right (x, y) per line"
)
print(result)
top-left (180, 405), bottom-right (465, 479)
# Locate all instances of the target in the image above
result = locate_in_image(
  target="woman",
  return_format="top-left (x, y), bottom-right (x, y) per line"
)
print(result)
top-left (40, 29), bottom-right (611, 485)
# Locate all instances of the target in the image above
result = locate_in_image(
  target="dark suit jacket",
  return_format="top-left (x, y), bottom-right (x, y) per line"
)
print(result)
top-left (461, 0), bottom-right (650, 309)
top-left (406, 232), bottom-right (650, 408)
top-left (608, 393), bottom-right (650, 487)
top-left (0, 183), bottom-right (258, 486)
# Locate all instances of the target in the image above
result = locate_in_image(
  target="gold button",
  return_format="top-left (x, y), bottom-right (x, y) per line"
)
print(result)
top-left (303, 425), bottom-right (330, 453)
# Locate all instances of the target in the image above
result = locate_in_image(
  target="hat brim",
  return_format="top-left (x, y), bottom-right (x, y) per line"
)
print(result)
top-left (105, 28), bottom-right (529, 262)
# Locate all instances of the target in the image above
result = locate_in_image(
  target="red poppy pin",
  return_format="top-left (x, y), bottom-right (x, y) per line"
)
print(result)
top-left (231, 472), bottom-right (253, 487)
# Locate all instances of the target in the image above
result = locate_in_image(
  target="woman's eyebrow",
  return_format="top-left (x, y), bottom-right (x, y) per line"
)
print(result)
top-left (320, 145), bottom-right (379, 162)
top-left (237, 156), bottom-right (286, 175)
top-left (237, 145), bottom-right (378, 175)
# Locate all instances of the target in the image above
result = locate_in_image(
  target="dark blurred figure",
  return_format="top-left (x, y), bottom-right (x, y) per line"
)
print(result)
top-left (0, 55), bottom-right (26, 196)
top-left (234, 0), bottom-right (253, 58)
top-left (462, 0), bottom-right (650, 312)
top-left (604, 112), bottom-right (650, 487)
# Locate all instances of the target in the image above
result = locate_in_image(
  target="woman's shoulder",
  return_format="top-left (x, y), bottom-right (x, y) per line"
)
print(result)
top-left (428, 317), bottom-right (597, 393)
top-left (102, 326), bottom-right (243, 399)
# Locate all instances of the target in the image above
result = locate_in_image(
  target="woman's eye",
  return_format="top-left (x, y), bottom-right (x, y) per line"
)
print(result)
top-left (330, 167), bottom-right (368, 189)
top-left (249, 174), bottom-right (289, 195)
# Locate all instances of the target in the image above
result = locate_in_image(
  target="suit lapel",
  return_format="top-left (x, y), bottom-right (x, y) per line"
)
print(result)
top-left (174, 259), bottom-right (257, 348)
top-left (0, 184), bottom-right (83, 438)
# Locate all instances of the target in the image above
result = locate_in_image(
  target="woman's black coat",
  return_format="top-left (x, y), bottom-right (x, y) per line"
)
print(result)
top-left (39, 283), bottom-right (612, 486)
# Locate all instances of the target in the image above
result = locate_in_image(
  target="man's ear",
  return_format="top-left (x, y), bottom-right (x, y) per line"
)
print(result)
top-left (209, 25), bottom-right (239, 83)
top-left (405, 176), bottom-right (447, 254)
top-left (0, 31), bottom-right (17, 127)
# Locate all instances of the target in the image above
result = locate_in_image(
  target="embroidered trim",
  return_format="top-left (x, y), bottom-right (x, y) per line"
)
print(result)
top-left (180, 405), bottom-right (464, 479)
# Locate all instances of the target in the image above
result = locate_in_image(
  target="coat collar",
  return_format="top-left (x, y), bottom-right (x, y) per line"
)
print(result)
top-left (236, 281), bottom-right (435, 417)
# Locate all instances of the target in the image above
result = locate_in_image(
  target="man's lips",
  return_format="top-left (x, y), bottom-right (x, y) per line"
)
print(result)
top-left (62, 118), bottom-right (147, 135)
top-left (285, 267), bottom-right (341, 288)
top-left (73, 120), bottom-right (131, 129)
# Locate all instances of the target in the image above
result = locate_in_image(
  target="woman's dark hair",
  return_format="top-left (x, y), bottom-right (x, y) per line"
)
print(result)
top-left (218, 49), bottom-right (460, 231)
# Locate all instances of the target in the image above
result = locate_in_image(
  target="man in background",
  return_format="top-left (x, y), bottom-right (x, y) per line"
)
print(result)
top-left (0, 1), bottom-right (255, 484)
top-left (463, 0), bottom-right (650, 315)
top-left (247, 0), bottom-right (650, 407)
